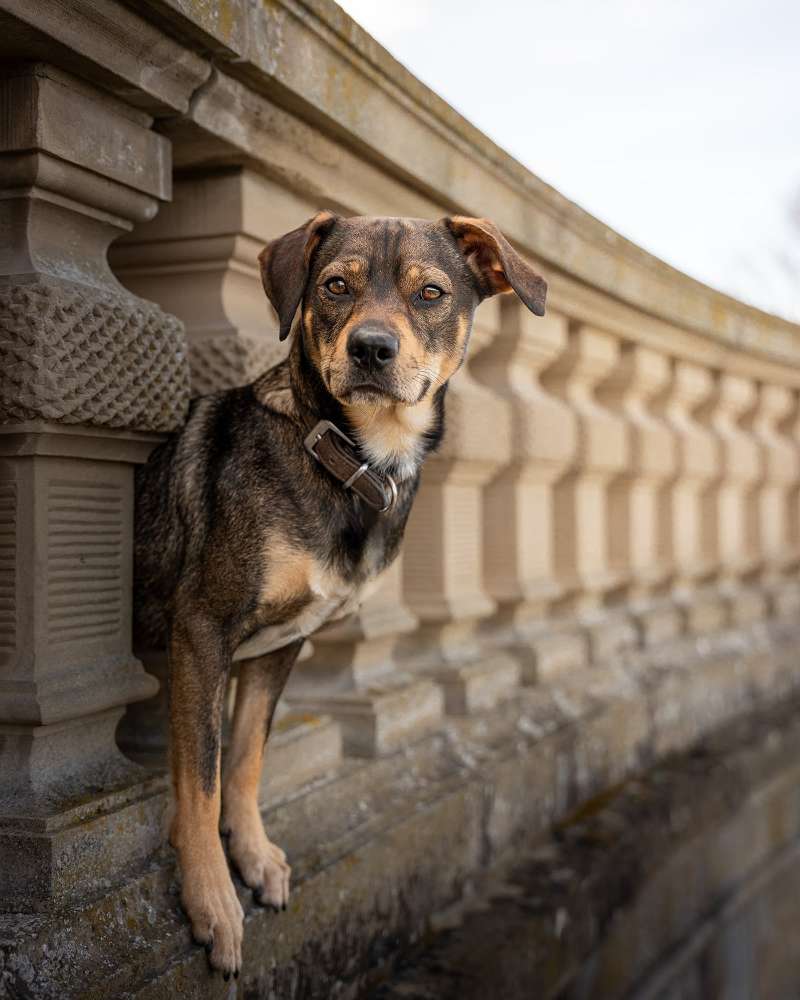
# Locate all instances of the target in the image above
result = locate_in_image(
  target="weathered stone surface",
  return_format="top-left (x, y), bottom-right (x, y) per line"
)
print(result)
top-left (260, 713), bottom-right (343, 805)
top-left (580, 608), bottom-right (639, 662)
top-left (526, 626), bottom-right (589, 682)
top-left (371, 695), bottom-right (800, 1000)
top-left (632, 598), bottom-right (684, 647)
top-left (2, 620), bottom-right (799, 997)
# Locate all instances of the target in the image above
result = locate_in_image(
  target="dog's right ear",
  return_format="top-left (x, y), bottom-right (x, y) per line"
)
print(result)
top-left (258, 211), bottom-right (338, 341)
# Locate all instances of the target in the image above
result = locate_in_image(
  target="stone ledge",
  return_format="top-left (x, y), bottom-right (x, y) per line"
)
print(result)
top-left (2, 620), bottom-right (799, 998)
top-left (371, 690), bottom-right (800, 999)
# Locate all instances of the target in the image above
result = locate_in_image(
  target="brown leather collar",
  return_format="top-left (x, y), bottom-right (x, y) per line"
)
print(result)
top-left (304, 420), bottom-right (398, 513)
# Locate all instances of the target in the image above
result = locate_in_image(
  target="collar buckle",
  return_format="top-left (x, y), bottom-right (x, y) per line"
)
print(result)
top-left (304, 419), bottom-right (398, 513)
top-left (304, 419), bottom-right (356, 458)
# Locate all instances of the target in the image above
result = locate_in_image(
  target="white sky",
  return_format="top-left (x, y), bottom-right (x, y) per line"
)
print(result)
top-left (338, 0), bottom-right (800, 321)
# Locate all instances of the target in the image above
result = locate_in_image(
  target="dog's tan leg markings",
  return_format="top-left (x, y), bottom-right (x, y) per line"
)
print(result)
top-left (169, 615), bottom-right (243, 979)
top-left (222, 641), bottom-right (302, 911)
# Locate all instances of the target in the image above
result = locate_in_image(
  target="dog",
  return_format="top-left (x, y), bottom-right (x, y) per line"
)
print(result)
top-left (133, 213), bottom-right (547, 977)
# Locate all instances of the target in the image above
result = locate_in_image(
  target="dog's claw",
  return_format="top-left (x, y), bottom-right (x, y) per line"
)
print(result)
top-left (225, 815), bottom-right (292, 913)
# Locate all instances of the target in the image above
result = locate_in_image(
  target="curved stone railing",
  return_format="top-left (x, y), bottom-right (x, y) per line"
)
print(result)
top-left (2, 0), bottom-right (800, 994)
top-left (101, 0), bottom-right (800, 758)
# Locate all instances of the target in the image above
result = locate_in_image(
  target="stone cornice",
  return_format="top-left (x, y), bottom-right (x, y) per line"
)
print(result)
top-left (2, 0), bottom-right (798, 366)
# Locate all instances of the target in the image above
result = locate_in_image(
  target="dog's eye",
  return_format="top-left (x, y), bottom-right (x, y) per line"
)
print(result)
top-left (420, 285), bottom-right (443, 301)
top-left (325, 277), bottom-right (349, 296)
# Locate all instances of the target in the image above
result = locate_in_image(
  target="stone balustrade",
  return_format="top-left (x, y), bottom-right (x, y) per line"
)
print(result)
top-left (3, 1), bottom-right (800, 994)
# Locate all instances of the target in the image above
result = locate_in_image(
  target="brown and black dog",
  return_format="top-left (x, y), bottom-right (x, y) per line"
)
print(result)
top-left (133, 213), bottom-right (547, 977)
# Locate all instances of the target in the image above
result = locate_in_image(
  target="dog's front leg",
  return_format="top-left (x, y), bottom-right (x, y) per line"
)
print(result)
top-left (169, 614), bottom-right (243, 979)
top-left (221, 640), bottom-right (303, 911)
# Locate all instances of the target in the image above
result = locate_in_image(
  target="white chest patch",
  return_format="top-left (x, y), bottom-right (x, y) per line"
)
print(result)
top-left (232, 567), bottom-right (381, 663)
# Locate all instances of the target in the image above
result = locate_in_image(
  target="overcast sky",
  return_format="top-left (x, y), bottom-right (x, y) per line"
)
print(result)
top-left (338, 0), bottom-right (800, 321)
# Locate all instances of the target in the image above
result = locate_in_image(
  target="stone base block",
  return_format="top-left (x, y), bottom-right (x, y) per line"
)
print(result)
top-left (582, 610), bottom-right (639, 663)
top-left (259, 713), bottom-right (342, 805)
top-left (766, 579), bottom-right (800, 620)
top-left (431, 653), bottom-right (520, 716)
top-left (680, 589), bottom-right (729, 635)
top-left (0, 765), bottom-right (166, 912)
top-left (725, 586), bottom-right (768, 627)
top-left (632, 600), bottom-right (683, 647)
top-left (524, 627), bottom-right (589, 683)
top-left (287, 676), bottom-right (443, 757)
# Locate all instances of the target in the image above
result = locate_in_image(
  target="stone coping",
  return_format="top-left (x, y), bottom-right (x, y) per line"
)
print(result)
top-left (147, 0), bottom-right (800, 362)
top-left (2, 618), bottom-right (799, 998)
top-left (2, 1), bottom-right (799, 368)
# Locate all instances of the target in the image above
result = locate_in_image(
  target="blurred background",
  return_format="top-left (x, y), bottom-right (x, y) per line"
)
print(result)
top-left (340, 0), bottom-right (800, 321)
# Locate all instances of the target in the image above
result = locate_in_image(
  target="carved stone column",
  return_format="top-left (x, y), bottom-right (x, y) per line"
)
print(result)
top-left (400, 306), bottom-right (520, 714)
top-left (710, 374), bottom-right (766, 624)
top-left (471, 297), bottom-right (585, 682)
top-left (600, 345), bottom-right (682, 644)
top-left (0, 63), bottom-right (189, 908)
top-left (751, 385), bottom-right (800, 617)
top-left (542, 325), bottom-right (636, 661)
top-left (663, 363), bottom-right (727, 633)
top-left (113, 166), bottom-right (346, 783)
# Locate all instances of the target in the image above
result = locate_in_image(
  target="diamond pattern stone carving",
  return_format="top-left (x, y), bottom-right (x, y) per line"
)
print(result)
top-left (0, 279), bottom-right (190, 431)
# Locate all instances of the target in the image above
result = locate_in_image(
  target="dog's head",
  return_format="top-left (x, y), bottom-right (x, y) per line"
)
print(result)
top-left (259, 214), bottom-right (547, 408)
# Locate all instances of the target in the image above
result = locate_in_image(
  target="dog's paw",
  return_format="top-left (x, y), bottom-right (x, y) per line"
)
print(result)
top-left (224, 807), bottom-right (291, 911)
top-left (180, 844), bottom-right (244, 978)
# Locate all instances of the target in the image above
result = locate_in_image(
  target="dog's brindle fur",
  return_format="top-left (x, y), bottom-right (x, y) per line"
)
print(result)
top-left (133, 214), bottom-right (546, 976)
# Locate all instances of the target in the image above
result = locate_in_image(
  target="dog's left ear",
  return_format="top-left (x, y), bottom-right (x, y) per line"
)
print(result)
top-left (259, 211), bottom-right (338, 341)
top-left (445, 216), bottom-right (547, 316)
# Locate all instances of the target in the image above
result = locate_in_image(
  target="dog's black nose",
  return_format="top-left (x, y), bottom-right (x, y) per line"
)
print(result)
top-left (347, 327), bottom-right (399, 371)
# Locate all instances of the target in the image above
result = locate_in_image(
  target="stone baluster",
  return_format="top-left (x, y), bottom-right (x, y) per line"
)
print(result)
top-left (111, 167), bottom-right (307, 393)
top-left (599, 344), bottom-right (682, 645)
top-left (400, 302), bottom-right (519, 714)
top-left (781, 394), bottom-right (800, 606)
top-left (541, 325), bottom-right (636, 661)
top-left (284, 556), bottom-right (444, 757)
top-left (710, 374), bottom-right (766, 625)
top-left (662, 363), bottom-right (727, 633)
top-left (751, 385), bottom-right (800, 617)
top-left (0, 63), bottom-right (189, 908)
top-left (112, 167), bottom-right (348, 786)
top-left (470, 296), bottom-right (585, 681)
